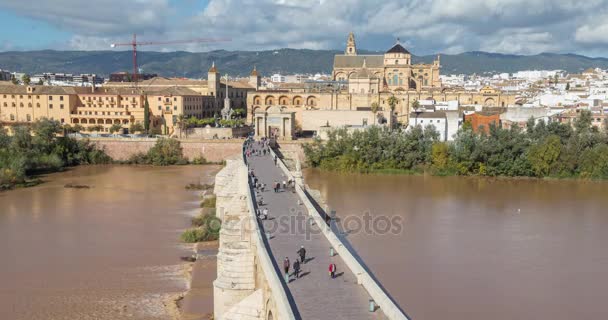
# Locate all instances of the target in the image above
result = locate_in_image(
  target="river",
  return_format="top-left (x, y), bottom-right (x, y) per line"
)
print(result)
top-left (0, 165), bottom-right (219, 320)
top-left (304, 170), bottom-right (608, 320)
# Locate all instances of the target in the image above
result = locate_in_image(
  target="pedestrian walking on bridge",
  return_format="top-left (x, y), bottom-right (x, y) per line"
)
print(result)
top-left (283, 257), bottom-right (290, 278)
top-left (297, 245), bottom-right (306, 264)
top-left (329, 263), bottom-right (336, 279)
top-left (293, 259), bottom-right (301, 279)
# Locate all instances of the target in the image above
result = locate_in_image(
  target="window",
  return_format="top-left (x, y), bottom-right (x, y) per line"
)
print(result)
top-left (174, 97), bottom-right (177, 101)
top-left (174, 106), bottom-right (177, 111)
top-left (60, 104), bottom-right (64, 109)
top-left (61, 119), bottom-right (65, 123)
top-left (28, 103), bottom-right (32, 108)
top-left (60, 96), bottom-right (64, 101)
top-left (49, 96), bottom-right (53, 100)
top-left (395, 60), bottom-right (398, 65)
top-left (20, 103), bottom-right (23, 108)
top-left (158, 106), bottom-right (161, 110)
top-left (27, 114), bottom-right (31, 121)
top-left (10, 114), bottom-right (15, 120)
top-left (49, 104), bottom-right (53, 109)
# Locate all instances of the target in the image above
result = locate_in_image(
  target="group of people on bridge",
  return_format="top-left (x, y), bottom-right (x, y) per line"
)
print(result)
top-left (244, 136), bottom-right (339, 285)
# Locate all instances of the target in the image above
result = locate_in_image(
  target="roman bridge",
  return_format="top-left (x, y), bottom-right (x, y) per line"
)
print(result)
top-left (212, 142), bottom-right (410, 320)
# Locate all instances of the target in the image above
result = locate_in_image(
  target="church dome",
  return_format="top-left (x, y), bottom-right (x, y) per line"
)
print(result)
top-left (386, 43), bottom-right (410, 54)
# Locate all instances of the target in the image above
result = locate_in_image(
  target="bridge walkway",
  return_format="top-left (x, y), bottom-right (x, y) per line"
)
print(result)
top-left (247, 151), bottom-right (386, 320)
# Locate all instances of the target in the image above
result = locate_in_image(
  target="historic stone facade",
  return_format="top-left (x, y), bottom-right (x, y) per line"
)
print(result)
top-left (245, 33), bottom-right (518, 138)
top-left (333, 32), bottom-right (441, 90)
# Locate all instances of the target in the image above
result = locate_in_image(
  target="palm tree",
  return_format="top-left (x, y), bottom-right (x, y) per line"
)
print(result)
top-left (387, 95), bottom-right (398, 129)
top-left (411, 99), bottom-right (420, 111)
top-left (371, 102), bottom-right (379, 125)
top-left (387, 95), bottom-right (398, 112)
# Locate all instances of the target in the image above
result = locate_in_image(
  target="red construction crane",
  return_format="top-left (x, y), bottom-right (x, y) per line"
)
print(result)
top-left (110, 34), bottom-right (231, 83)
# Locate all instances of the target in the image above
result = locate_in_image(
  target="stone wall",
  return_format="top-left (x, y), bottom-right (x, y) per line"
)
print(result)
top-left (178, 126), bottom-right (252, 140)
top-left (89, 138), bottom-right (243, 163)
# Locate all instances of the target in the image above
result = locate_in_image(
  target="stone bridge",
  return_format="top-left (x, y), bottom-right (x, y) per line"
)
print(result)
top-left (212, 144), bottom-right (410, 320)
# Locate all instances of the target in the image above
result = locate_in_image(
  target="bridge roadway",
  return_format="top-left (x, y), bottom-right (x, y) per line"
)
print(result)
top-left (247, 151), bottom-right (386, 320)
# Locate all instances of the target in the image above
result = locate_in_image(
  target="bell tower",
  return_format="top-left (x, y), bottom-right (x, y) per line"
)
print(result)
top-left (345, 32), bottom-right (357, 56)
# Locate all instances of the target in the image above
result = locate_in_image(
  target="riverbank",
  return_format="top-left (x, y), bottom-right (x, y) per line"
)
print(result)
top-left (303, 114), bottom-right (608, 180)
top-left (0, 165), bottom-right (221, 320)
top-left (178, 241), bottom-right (218, 320)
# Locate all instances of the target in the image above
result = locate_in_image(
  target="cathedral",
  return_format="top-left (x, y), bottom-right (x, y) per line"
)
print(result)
top-left (332, 32), bottom-right (441, 91)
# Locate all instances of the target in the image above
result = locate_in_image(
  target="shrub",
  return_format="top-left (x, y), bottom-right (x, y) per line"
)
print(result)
top-left (201, 196), bottom-right (216, 208)
top-left (147, 138), bottom-right (184, 166)
top-left (190, 156), bottom-right (208, 165)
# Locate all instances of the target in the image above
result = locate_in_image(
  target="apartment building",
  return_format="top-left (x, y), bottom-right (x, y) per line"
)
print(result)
top-left (0, 84), bottom-right (227, 135)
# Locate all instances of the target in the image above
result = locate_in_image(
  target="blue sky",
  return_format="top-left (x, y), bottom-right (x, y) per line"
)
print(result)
top-left (1, 0), bottom-right (608, 57)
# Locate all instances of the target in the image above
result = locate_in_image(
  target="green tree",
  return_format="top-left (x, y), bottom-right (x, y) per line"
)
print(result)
top-left (72, 124), bottom-right (84, 133)
top-left (527, 135), bottom-right (562, 177)
top-left (147, 138), bottom-right (184, 165)
top-left (143, 96), bottom-right (150, 134)
top-left (37, 78), bottom-right (44, 85)
top-left (22, 74), bottom-right (31, 85)
top-left (109, 123), bottom-right (123, 134)
top-left (387, 95), bottom-right (398, 112)
top-left (411, 99), bottom-right (420, 110)
top-left (11, 75), bottom-right (18, 85)
top-left (431, 142), bottom-right (449, 171)
top-left (574, 110), bottom-right (592, 133)
top-left (371, 102), bottom-right (379, 125)
top-left (88, 125), bottom-right (104, 132)
top-left (129, 122), bottom-right (144, 134)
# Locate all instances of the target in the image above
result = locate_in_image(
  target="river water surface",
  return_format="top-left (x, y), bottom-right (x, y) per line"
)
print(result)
top-left (305, 170), bottom-right (608, 320)
top-left (0, 165), bottom-right (219, 320)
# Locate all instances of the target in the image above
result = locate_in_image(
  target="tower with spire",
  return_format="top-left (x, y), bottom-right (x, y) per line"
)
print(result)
top-left (248, 65), bottom-right (260, 90)
top-left (345, 32), bottom-right (357, 56)
top-left (208, 61), bottom-right (220, 98)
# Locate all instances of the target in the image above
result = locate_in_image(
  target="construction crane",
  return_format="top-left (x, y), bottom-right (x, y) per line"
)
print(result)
top-left (110, 34), bottom-right (231, 83)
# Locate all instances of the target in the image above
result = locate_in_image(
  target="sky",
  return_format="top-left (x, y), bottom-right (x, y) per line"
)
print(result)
top-left (1, 0), bottom-right (608, 57)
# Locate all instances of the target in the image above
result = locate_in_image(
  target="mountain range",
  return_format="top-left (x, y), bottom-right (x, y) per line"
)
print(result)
top-left (1, 49), bottom-right (608, 79)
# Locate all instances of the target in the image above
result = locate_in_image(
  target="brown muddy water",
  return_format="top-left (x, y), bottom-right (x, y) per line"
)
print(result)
top-left (304, 170), bottom-right (608, 320)
top-left (0, 165), bottom-right (219, 320)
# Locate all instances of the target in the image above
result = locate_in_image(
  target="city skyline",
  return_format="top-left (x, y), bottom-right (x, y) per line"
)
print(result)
top-left (1, 0), bottom-right (608, 57)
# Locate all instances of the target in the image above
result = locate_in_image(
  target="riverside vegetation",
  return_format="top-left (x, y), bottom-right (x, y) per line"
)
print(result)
top-left (1, 119), bottom-right (217, 190)
top-left (304, 110), bottom-right (608, 179)
top-left (0, 119), bottom-right (111, 189)
top-left (181, 195), bottom-right (221, 243)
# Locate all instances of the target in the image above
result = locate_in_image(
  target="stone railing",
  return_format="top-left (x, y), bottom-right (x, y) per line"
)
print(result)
top-left (241, 150), bottom-right (297, 320)
top-left (269, 147), bottom-right (411, 320)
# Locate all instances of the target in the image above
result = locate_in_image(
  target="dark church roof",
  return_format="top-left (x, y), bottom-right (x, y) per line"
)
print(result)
top-left (386, 43), bottom-right (410, 54)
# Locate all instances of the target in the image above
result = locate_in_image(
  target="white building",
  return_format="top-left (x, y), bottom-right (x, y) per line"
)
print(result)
top-left (408, 111), bottom-right (448, 141)
top-left (270, 74), bottom-right (286, 83)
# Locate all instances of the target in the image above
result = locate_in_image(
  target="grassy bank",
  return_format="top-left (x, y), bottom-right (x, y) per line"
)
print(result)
top-left (304, 110), bottom-right (608, 180)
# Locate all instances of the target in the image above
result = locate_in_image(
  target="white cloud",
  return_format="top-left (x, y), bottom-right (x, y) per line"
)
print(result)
top-left (2, 0), bottom-right (608, 55)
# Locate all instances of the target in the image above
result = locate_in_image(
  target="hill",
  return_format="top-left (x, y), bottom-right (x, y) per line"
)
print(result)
top-left (1, 49), bottom-right (608, 78)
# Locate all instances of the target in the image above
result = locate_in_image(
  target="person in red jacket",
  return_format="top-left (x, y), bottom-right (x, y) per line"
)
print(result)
top-left (329, 263), bottom-right (336, 279)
